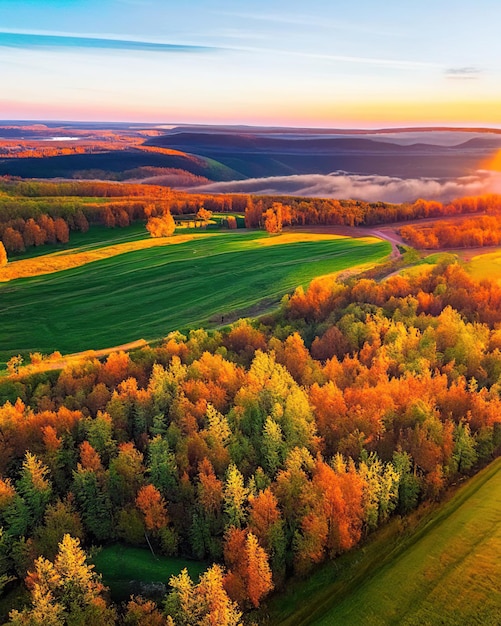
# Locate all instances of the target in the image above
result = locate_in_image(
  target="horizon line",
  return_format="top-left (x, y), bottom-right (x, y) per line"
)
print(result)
top-left (1, 119), bottom-right (501, 133)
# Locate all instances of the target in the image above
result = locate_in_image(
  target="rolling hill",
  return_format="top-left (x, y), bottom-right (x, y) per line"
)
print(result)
top-left (0, 228), bottom-right (390, 359)
top-left (147, 129), bottom-right (501, 178)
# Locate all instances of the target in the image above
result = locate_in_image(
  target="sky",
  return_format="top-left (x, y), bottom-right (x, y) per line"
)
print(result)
top-left (0, 0), bottom-right (500, 127)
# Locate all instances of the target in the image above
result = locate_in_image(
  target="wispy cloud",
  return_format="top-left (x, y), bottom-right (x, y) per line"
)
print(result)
top-left (445, 66), bottom-right (482, 80)
top-left (0, 29), bottom-right (435, 70)
top-left (190, 170), bottom-right (501, 204)
top-left (0, 30), bottom-right (217, 53)
top-left (194, 29), bottom-right (268, 42)
top-left (230, 44), bottom-right (441, 70)
top-left (219, 11), bottom-right (405, 38)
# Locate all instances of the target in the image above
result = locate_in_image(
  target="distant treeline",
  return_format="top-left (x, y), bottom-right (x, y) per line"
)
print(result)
top-left (400, 214), bottom-right (501, 249)
top-left (244, 194), bottom-right (501, 228)
top-left (2, 178), bottom-right (501, 253)
top-left (0, 145), bottom-right (88, 159)
top-left (0, 179), bottom-right (247, 253)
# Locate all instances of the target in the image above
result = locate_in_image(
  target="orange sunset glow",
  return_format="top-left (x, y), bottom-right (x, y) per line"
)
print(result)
top-left (0, 1), bottom-right (500, 127)
top-left (484, 150), bottom-right (501, 171)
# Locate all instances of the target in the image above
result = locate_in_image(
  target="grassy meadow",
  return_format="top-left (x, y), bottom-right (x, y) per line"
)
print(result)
top-left (267, 457), bottom-right (501, 626)
top-left (0, 228), bottom-right (390, 361)
top-left (92, 545), bottom-right (207, 603)
top-left (466, 248), bottom-right (501, 283)
top-left (394, 248), bottom-right (501, 284)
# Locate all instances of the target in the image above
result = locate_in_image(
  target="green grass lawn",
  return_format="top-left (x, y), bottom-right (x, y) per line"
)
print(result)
top-left (266, 457), bottom-right (501, 626)
top-left (0, 230), bottom-right (390, 359)
top-left (92, 544), bottom-right (207, 603)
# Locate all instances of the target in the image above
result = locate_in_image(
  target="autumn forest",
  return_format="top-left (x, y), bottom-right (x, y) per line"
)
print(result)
top-left (3, 0), bottom-right (501, 618)
top-left (0, 158), bottom-right (499, 624)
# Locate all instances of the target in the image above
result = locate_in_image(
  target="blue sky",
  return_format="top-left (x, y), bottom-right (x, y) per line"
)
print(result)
top-left (0, 0), bottom-right (500, 126)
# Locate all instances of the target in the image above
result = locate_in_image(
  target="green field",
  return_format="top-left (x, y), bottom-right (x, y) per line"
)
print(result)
top-left (0, 230), bottom-right (390, 359)
top-left (92, 544), bottom-right (207, 602)
top-left (10, 222), bottom-right (152, 261)
top-left (396, 248), bottom-right (501, 283)
top-left (268, 457), bottom-right (501, 626)
top-left (466, 248), bottom-right (501, 283)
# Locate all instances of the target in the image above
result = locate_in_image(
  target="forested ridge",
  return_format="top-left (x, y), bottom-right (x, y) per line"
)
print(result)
top-left (1, 257), bottom-right (500, 624)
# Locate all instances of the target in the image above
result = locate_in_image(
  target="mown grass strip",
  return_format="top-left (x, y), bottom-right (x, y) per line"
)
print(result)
top-left (266, 457), bottom-right (501, 626)
top-left (0, 233), bottom-right (204, 282)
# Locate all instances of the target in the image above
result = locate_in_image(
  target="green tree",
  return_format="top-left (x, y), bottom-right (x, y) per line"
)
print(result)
top-left (83, 412), bottom-right (116, 465)
top-left (16, 453), bottom-right (52, 532)
top-left (224, 465), bottom-right (248, 528)
top-left (392, 451), bottom-right (420, 514)
top-left (34, 499), bottom-right (84, 560)
top-left (148, 436), bottom-right (178, 499)
top-left (108, 443), bottom-right (145, 508)
top-left (262, 417), bottom-right (284, 475)
top-left (72, 468), bottom-right (113, 542)
top-left (359, 452), bottom-right (400, 529)
top-left (452, 421), bottom-right (478, 474)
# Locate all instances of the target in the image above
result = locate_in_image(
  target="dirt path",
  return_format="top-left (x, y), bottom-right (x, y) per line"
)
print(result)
top-left (291, 225), bottom-right (403, 259)
top-left (296, 216), bottom-right (501, 262)
top-left (11, 339), bottom-right (148, 377)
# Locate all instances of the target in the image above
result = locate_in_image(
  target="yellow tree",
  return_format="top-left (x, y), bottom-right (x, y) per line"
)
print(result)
top-left (197, 207), bottom-right (213, 224)
top-left (9, 557), bottom-right (64, 626)
top-left (146, 212), bottom-right (176, 238)
top-left (17, 452), bottom-right (52, 530)
top-left (6, 355), bottom-right (23, 376)
top-left (224, 464), bottom-right (248, 528)
top-left (166, 565), bottom-right (242, 626)
top-left (0, 241), bottom-right (7, 267)
top-left (8, 534), bottom-right (115, 625)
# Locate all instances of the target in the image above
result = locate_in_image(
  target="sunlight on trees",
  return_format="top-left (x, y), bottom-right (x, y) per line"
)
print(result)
top-left (146, 212), bottom-right (176, 238)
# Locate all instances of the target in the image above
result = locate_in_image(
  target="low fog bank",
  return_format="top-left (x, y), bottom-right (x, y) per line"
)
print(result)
top-left (190, 170), bottom-right (501, 204)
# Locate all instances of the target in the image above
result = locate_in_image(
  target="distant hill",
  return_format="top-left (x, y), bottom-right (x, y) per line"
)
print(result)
top-left (1, 123), bottom-right (501, 182)
top-left (0, 148), bottom-right (243, 181)
top-left (147, 130), bottom-right (501, 179)
top-left (149, 132), bottom-right (451, 153)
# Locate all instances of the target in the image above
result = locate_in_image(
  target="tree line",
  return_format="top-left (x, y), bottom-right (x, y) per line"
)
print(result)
top-left (400, 214), bottom-right (501, 249)
top-left (3, 176), bottom-right (501, 254)
top-left (244, 194), bottom-right (501, 230)
top-left (0, 180), bottom-right (247, 254)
